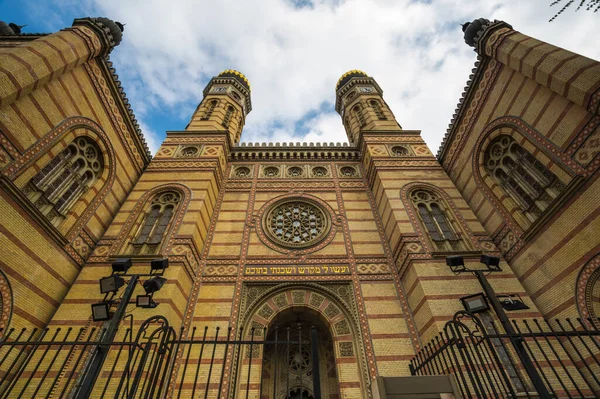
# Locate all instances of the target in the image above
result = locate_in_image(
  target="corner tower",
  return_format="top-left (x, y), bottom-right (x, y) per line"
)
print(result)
top-left (335, 70), bottom-right (401, 144)
top-left (186, 69), bottom-right (252, 145)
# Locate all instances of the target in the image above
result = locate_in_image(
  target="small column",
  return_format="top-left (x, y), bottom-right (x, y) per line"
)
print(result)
top-left (0, 17), bottom-right (123, 108)
top-left (463, 18), bottom-right (600, 115)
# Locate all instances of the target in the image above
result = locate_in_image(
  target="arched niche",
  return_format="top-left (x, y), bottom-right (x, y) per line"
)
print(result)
top-left (234, 284), bottom-right (370, 399)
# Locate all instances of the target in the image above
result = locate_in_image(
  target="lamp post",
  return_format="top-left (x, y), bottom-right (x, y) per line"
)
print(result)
top-left (446, 255), bottom-right (551, 399)
top-left (75, 258), bottom-right (169, 399)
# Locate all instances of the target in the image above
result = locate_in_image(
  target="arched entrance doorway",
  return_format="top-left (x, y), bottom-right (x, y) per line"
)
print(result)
top-left (261, 307), bottom-right (339, 399)
top-left (234, 283), bottom-right (370, 398)
top-left (576, 254), bottom-right (600, 328)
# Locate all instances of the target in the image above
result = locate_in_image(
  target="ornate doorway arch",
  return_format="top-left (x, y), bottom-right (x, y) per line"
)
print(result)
top-left (234, 283), bottom-right (370, 399)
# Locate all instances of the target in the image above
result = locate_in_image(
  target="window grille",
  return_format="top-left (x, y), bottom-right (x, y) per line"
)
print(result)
top-left (202, 100), bottom-right (218, 120)
top-left (131, 192), bottom-right (180, 255)
top-left (353, 105), bottom-right (366, 127)
top-left (411, 190), bottom-right (463, 251)
top-left (369, 100), bottom-right (387, 120)
top-left (223, 105), bottom-right (234, 128)
top-left (484, 135), bottom-right (564, 223)
top-left (25, 137), bottom-right (103, 226)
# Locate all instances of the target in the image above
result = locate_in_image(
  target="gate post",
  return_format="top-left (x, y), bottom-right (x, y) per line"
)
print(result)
top-left (474, 270), bottom-right (551, 399)
top-left (311, 326), bottom-right (321, 399)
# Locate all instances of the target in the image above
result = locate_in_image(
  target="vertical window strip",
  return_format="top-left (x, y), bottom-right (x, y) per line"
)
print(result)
top-left (135, 206), bottom-right (160, 244)
top-left (203, 100), bottom-right (218, 120)
top-left (353, 105), bottom-right (366, 127)
top-left (223, 106), bottom-right (234, 128)
top-left (369, 100), bottom-right (386, 120)
top-left (148, 206), bottom-right (174, 244)
top-left (418, 203), bottom-right (443, 241)
top-left (431, 204), bottom-right (457, 241)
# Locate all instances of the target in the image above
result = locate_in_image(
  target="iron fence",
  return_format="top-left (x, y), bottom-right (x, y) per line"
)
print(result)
top-left (410, 311), bottom-right (600, 399)
top-left (0, 316), bottom-right (321, 399)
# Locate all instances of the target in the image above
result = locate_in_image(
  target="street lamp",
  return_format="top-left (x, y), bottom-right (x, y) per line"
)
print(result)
top-left (445, 254), bottom-right (551, 398)
top-left (79, 258), bottom-right (170, 399)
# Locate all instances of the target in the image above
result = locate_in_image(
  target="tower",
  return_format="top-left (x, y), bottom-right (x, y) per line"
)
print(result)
top-left (335, 70), bottom-right (401, 144)
top-left (185, 69), bottom-right (252, 146)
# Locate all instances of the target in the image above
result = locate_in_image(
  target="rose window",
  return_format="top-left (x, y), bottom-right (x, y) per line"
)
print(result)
top-left (340, 166), bottom-right (356, 177)
top-left (264, 199), bottom-right (330, 248)
top-left (235, 166), bottom-right (251, 177)
top-left (264, 166), bottom-right (279, 177)
top-left (287, 167), bottom-right (303, 177)
top-left (180, 147), bottom-right (199, 157)
top-left (288, 345), bottom-right (311, 373)
top-left (312, 167), bottom-right (327, 177)
top-left (391, 145), bottom-right (409, 156)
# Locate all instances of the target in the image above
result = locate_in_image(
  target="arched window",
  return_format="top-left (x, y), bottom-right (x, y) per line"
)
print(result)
top-left (353, 105), bottom-right (366, 127)
top-left (369, 100), bottom-right (387, 120)
top-left (411, 189), bottom-right (464, 252)
top-left (202, 100), bottom-right (218, 120)
top-left (25, 137), bottom-right (103, 226)
top-left (223, 105), bottom-right (234, 128)
top-left (484, 135), bottom-right (564, 222)
top-left (131, 191), bottom-right (180, 255)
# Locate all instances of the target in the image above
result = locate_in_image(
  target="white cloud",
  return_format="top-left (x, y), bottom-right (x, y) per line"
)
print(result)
top-left (50, 0), bottom-right (600, 153)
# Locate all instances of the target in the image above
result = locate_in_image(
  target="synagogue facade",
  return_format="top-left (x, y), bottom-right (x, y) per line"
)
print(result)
top-left (0, 16), bottom-right (598, 398)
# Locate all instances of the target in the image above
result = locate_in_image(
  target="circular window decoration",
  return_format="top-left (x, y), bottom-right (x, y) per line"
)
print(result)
top-left (263, 166), bottom-right (280, 177)
top-left (339, 166), bottom-right (357, 177)
top-left (235, 166), bottom-right (251, 177)
top-left (391, 145), bottom-right (409, 156)
top-left (312, 166), bottom-right (328, 177)
top-left (287, 166), bottom-right (304, 177)
top-left (180, 147), bottom-right (199, 157)
top-left (262, 198), bottom-right (332, 249)
top-left (288, 344), bottom-right (311, 374)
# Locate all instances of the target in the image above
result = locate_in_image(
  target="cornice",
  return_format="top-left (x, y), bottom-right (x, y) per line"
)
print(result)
top-left (436, 55), bottom-right (488, 162)
top-left (98, 56), bottom-right (152, 163)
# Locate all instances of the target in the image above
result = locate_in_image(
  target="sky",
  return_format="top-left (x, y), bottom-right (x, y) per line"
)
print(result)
top-left (1, 0), bottom-right (598, 154)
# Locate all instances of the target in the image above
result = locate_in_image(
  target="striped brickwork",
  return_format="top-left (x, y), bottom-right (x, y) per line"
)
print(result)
top-left (359, 131), bottom-right (537, 344)
top-left (0, 22), bottom-right (149, 332)
top-left (438, 25), bottom-right (600, 321)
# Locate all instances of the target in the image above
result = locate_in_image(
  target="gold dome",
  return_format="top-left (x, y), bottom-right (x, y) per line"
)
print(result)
top-left (218, 69), bottom-right (251, 91)
top-left (336, 70), bottom-right (368, 91)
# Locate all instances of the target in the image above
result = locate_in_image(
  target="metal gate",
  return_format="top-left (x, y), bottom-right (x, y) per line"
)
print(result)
top-left (410, 311), bottom-right (600, 398)
top-left (0, 316), bottom-right (322, 398)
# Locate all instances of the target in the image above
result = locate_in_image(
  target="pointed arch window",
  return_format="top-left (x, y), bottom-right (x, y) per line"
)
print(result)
top-left (202, 100), bottom-right (218, 120)
top-left (484, 135), bottom-right (564, 223)
top-left (353, 105), bottom-right (366, 127)
top-left (223, 105), bottom-right (234, 128)
top-left (24, 137), bottom-right (103, 226)
top-left (131, 191), bottom-right (180, 255)
top-left (411, 189), bottom-right (464, 252)
top-left (369, 100), bottom-right (387, 120)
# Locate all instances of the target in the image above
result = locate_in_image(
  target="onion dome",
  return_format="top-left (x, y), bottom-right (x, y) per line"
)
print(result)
top-left (462, 18), bottom-right (490, 47)
top-left (0, 21), bottom-right (24, 35)
top-left (336, 70), bottom-right (368, 91)
top-left (218, 69), bottom-right (251, 91)
top-left (95, 17), bottom-right (124, 46)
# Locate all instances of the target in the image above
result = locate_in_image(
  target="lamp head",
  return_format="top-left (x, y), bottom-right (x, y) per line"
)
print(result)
top-left (446, 255), bottom-right (466, 273)
top-left (91, 302), bottom-right (111, 321)
top-left (150, 258), bottom-right (169, 271)
top-left (111, 258), bottom-right (132, 273)
top-left (480, 254), bottom-right (501, 271)
top-left (143, 276), bottom-right (167, 294)
top-left (99, 275), bottom-right (125, 294)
